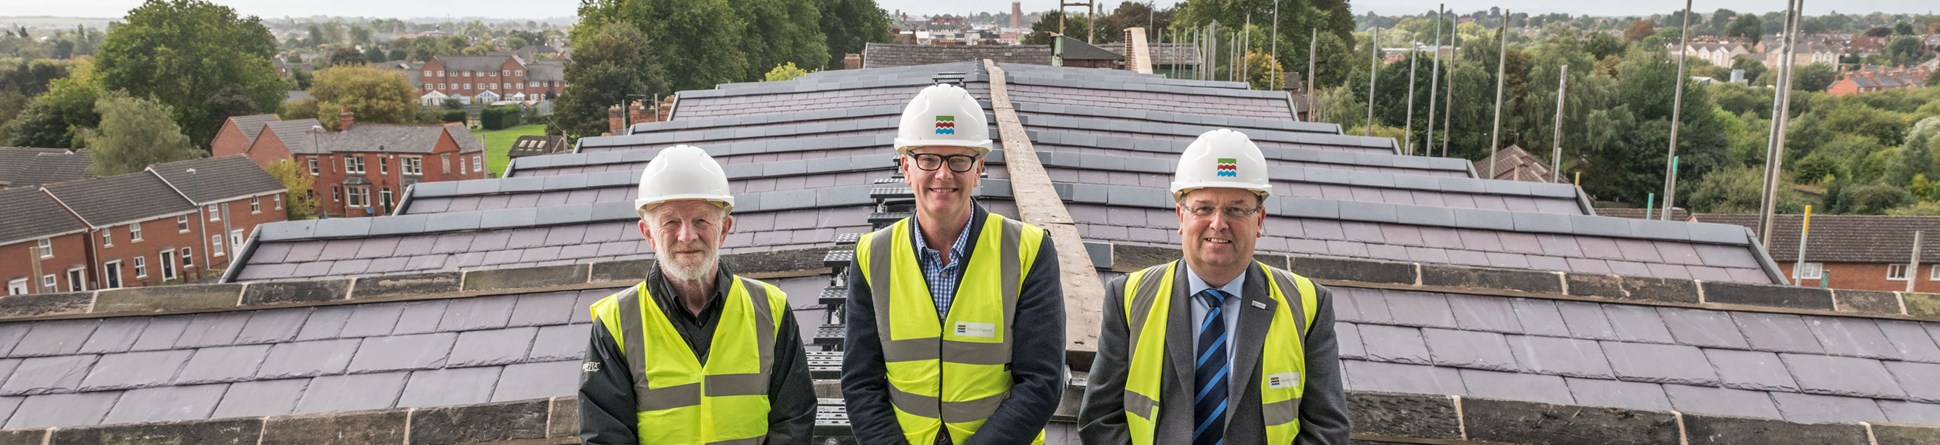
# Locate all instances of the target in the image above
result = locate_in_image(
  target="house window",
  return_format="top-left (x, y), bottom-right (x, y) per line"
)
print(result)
top-left (7, 279), bottom-right (25, 295)
top-left (66, 268), bottom-right (84, 292)
top-left (402, 156), bottom-right (422, 175)
top-left (436, 70), bottom-right (443, 77)
top-left (212, 235), bottom-right (225, 257)
top-left (208, 204), bottom-right (220, 221)
top-left (177, 215), bottom-right (189, 232)
top-left (275, 194), bottom-right (283, 210)
top-left (347, 186), bottom-right (369, 208)
top-left (37, 238), bottom-right (51, 258)
top-left (502, 69), bottom-right (510, 76)
top-left (180, 247), bottom-right (193, 268)
top-left (1794, 262), bottom-right (1823, 280)
top-left (346, 155), bottom-right (365, 174)
top-left (331, 187), bottom-right (340, 203)
top-left (438, 83), bottom-right (447, 90)
top-left (251, 197), bottom-right (261, 214)
top-left (101, 230), bottom-right (113, 248)
top-left (1889, 264), bottom-right (1910, 281)
top-left (134, 256), bottom-right (148, 278)
top-left (103, 260), bottom-right (122, 288)
top-left (130, 223), bottom-right (142, 242)
top-left (473, 156), bottom-right (483, 174)
top-left (515, 69), bottom-right (522, 76)
top-left (379, 188), bottom-right (393, 211)
top-left (459, 156), bottom-right (467, 173)
top-left (160, 249), bottom-right (177, 279)
top-left (464, 83), bottom-right (472, 89)
top-left (308, 158), bottom-right (319, 175)
top-left (442, 154), bottom-right (452, 174)
top-left (41, 275), bottom-right (55, 292)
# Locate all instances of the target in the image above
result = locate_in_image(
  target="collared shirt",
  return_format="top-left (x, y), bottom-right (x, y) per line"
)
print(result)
top-left (911, 213), bottom-right (974, 317)
top-left (1185, 262), bottom-right (1245, 397)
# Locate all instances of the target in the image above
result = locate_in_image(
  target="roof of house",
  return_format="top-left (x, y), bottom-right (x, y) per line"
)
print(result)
top-left (225, 114), bottom-right (282, 143)
top-left (0, 148), bottom-right (93, 188)
top-left (526, 61), bottom-right (565, 82)
top-left (1474, 145), bottom-right (1558, 183)
top-left (41, 170), bottom-right (197, 228)
top-left (262, 119), bottom-right (325, 152)
top-left (3, 61), bottom-right (1927, 443)
top-left (147, 156), bottom-right (289, 205)
top-left (0, 188), bottom-right (89, 245)
top-left (433, 56), bottom-right (516, 73)
top-left (505, 135), bottom-right (567, 159)
top-left (317, 124), bottom-right (483, 155)
top-left (862, 43), bottom-right (1051, 69)
top-left (1595, 207), bottom-right (1693, 221)
top-left (1055, 35), bottom-right (1124, 61)
top-left (1693, 213), bottom-right (1940, 263)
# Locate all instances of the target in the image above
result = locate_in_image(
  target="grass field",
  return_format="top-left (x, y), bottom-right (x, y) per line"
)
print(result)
top-left (473, 124), bottom-right (548, 177)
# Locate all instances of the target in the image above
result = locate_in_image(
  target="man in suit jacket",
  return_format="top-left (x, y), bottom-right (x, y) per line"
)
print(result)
top-left (1078, 129), bottom-right (1350, 444)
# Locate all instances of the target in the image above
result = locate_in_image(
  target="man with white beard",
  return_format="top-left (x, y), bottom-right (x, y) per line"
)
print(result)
top-left (579, 145), bottom-right (816, 444)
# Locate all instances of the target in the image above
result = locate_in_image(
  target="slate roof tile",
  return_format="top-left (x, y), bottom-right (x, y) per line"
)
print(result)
top-left (1656, 308), bottom-right (1750, 349)
top-left (1422, 329), bottom-right (1516, 371)
top-left (102, 383), bottom-right (227, 424)
top-left (1806, 316), bottom-right (1902, 360)
top-left (210, 378), bottom-right (309, 418)
top-left (1705, 349), bottom-right (1798, 392)
top-left (175, 344), bottom-right (274, 385)
top-left (79, 349), bottom-right (192, 391)
top-left (77, 318), bottom-right (148, 355)
top-left (1771, 392), bottom-right (1887, 424)
top-left (1663, 384), bottom-right (1780, 419)
top-left (5, 392), bottom-right (119, 429)
top-left (1564, 378), bottom-right (1672, 412)
top-left (1601, 342), bottom-right (1718, 385)
top-left (1341, 360), bottom-right (1466, 396)
top-left (492, 360), bottom-right (580, 402)
top-left (257, 339), bottom-right (360, 379)
top-left (1458, 369), bottom-right (1573, 405)
top-left (1781, 353), bottom-right (1905, 399)
top-left (293, 372), bottom-right (409, 414)
top-left (345, 332), bottom-right (457, 373)
top-left (0, 354), bottom-right (97, 396)
top-left (397, 366), bottom-right (502, 408)
top-left (1358, 325), bottom-right (1431, 365)
top-left (12, 319), bottom-right (100, 357)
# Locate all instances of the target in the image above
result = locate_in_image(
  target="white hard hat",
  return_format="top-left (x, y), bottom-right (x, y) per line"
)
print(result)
top-left (1170, 129), bottom-right (1271, 200)
top-left (635, 145), bottom-right (733, 213)
top-left (894, 84), bottom-right (992, 155)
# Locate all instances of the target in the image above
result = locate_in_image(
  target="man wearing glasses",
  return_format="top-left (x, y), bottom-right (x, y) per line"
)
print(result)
top-left (1078, 129), bottom-right (1349, 444)
top-left (842, 84), bottom-right (1067, 444)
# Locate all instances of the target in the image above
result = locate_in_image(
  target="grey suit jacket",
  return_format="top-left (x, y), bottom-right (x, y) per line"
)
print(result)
top-left (1077, 261), bottom-right (1351, 444)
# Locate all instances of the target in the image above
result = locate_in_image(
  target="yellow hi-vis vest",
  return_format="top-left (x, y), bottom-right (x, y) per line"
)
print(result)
top-left (1121, 261), bottom-right (1318, 445)
top-left (588, 276), bottom-right (788, 444)
top-left (856, 213), bottom-right (1048, 445)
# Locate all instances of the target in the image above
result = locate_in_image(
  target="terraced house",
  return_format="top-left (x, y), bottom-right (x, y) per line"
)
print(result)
top-left (0, 59), bottom-right (1934, 444)
top-left (416, 55), bottom-right (568, 104)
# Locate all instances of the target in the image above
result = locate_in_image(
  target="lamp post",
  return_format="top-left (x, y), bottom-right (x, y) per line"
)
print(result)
top-left (189, 168), bottom-right (212, 281)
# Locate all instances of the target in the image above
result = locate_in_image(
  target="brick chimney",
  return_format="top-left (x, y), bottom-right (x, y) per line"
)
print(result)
top-left (607, 104), bottom-right (623, 135)
top-left (844, 53), bottom-right (863, 70)
top-left (338, 107), bottom-right (354, 130)
top-left (658, 95), bottom-right (676, 121)
top-left (628, 100), bottom-right (653, 126)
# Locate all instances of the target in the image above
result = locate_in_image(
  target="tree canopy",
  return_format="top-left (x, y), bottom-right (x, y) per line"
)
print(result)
top-left (94, 0), bottom-right (285, 147)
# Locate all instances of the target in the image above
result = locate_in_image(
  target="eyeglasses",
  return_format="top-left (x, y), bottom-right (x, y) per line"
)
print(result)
top-left (906, 153), bottom-right (981, 173)
top-left (1182, 205), bottom-right (1262, 219)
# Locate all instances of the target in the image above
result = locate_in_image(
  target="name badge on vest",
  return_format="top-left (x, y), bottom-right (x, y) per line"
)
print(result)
top-left (1267, 372), bottom-right (1302, 389)
top-left (954, 321), bottom-right (997, 338)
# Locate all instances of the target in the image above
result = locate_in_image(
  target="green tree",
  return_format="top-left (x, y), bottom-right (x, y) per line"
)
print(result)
top-left (734, 0), bottom-right (829, 78)
top-left (1709, 9), bottom-right (1738, 35)
top-left (581, 0), bottom-right (747, 91)
top-left (94, 0), bottom-right (285, 147)
top-left (1887, 36), bottom-right (1928, 66)
top-left (1832, 182), bottom-right (1913, 214)
top-left (1684, 165), bottom-right (1807, 213)
top-left (1025, 11), bottom-right (1091, 45)
top-left (264, 159), bottom-right (318, 220)
top-left (305, 65), bottom-right (421, 130)
top-left (1172, 0), bottom-right (1356, 89)
top-left (811, 0), bottom-right (892, 69)
top-left (1725, 14), bottom-right (1762, 45)
top-left (764, 62), bottom-right (809, 82)
top-left (81, 95), bottom-right (203, 176)
top-left (1622, 20), bottom-right (1655, 42)
top-left (2, 60), bottom-right (103, 148)
top-left (1243, 51), bottom-right (1283, 91)
top-left (554, 21), bottom-right (667, 138)
top-left (1791, 63), bottom-right (1837, 92)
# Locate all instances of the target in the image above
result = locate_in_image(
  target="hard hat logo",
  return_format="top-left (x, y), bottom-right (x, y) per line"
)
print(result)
top-left (1216, 158), bottom-right (1239, 178)
top-left (934, 115), bottom-right (956, 135)
top-left (1170, 129), bottom-right (1272, 200)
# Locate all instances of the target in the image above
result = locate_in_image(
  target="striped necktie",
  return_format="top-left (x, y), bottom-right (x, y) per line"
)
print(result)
top-left (1193, 289), bottom-right (1230, 445)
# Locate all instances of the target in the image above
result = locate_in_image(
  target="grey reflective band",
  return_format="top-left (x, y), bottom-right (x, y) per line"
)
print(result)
top-left (639, 382), bottom-right (701, 411)
top-left (1124, 262), bottom-right (1169, 348)
top-left (1263, 397), bottom-right (1301, 426)
top-left (708, 438), bottom-right (763, 445)
top-left (887, 385), bottom-right (942, 418)
top-left (867, 227), bottom-right (897, 343)
top-left (1123, 391), bottom-right (1160, 421)
top-left (744, 277), bottom-right (776, 388)
top-left (1265, 267), bottom-right (1308, 337)
top-left (704, 373), bottom-right (768, 397)
top-left (618, 286), bottom-right (654, 413)
top-left (887, 385), bottom-right (1015, 423)
top-left (998, 218), bottom-right (1022, 346)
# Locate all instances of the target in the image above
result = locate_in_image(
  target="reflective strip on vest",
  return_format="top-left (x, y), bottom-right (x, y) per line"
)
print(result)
top-left (592, 276), bottom-right (784, 444)
top-left (856, 213), bottom-right (1046, 445)
top-left (1121, 261), bottom-right (1317, 445)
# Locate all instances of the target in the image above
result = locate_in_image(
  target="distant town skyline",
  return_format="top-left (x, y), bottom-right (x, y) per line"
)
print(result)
top-left (1, 0), bottom-right (1934, 22)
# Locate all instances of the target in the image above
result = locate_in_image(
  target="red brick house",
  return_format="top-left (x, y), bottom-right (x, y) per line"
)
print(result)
top-left (43, 172), bottom-right (216, 288)
top-left (0, 189), bottom-right (92, 295)
top-left (300, 111), bottom-right (487, 217)
top-left (148, 156), bottom-right (291, 261)
top-left (1826, 65), bottom-right (1932, 97)
top-left (415, 55), bottom-right (567, 103)
top-left (210, 114), bottom-right (327, 169)
top-left (1694, 214), bottom-right (1940, 292)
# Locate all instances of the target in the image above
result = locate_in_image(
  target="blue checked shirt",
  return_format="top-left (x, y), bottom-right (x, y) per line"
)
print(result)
top-left (911, 215), bottom-right (974, 317)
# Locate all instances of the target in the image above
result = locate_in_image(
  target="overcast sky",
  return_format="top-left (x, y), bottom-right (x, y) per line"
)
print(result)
top-left (1, 0), bottom-right (1932, 21)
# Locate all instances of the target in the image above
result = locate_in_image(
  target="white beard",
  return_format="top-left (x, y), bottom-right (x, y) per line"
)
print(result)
top-left (659, 247), bottom-right (718, 282)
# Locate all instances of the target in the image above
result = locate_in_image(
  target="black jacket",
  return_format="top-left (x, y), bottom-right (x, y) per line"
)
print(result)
top-left (579, 264), bottom-right (817, 444)
top-left (841, 204), bottom-right (1067, 444)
